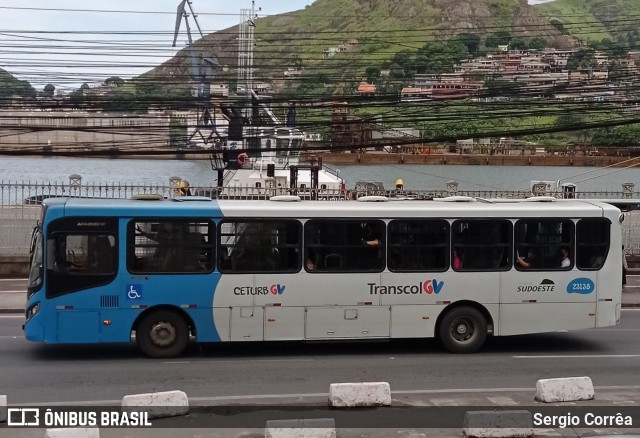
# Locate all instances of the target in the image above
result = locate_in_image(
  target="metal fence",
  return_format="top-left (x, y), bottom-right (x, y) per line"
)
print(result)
top-left (3, 179), bottom-right (640, 256)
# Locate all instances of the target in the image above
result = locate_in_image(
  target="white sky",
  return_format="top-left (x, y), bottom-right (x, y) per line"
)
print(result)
top-left (0, 0), bottom-right (555, 90)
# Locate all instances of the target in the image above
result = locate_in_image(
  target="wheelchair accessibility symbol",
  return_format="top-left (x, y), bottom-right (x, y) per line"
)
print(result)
top-left (126, 284), bottom-right (143, 300)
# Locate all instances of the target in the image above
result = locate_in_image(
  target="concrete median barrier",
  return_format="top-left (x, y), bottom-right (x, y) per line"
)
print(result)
top-left (0, 395), bottom-right (6, 423)
top-left (328, 382), bottom-right (391, 407)
top-left (121, 390), bottom-right (189, 419)
top-left (463, 410), bottom-right (533, 438)
top-left (535, 376), bottom-right (595, 403)
top-left (265, 418), bottom-right (336, 438)
top-left (45, 428), bottom-right (99, 438)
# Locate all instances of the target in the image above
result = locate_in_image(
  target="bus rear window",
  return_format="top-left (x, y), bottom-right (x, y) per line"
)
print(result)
top-left (576, 219), bottom-right (610, 270)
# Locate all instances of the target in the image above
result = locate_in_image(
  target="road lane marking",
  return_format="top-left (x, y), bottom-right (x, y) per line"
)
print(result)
top-left (0, 279), bottom-right (27, 282)
top-left (603, 329), bottom-right (640, 331)
top-left (164, 358), bottom-right (315, 364)
top-left (1, 290), bottom-right (26, 293)
top-left (0, 315), bottom-right (23, 318)
top-left (14, 385), bottom-right (640, 406)
top-left (513, 354), bottom-right (640, 359)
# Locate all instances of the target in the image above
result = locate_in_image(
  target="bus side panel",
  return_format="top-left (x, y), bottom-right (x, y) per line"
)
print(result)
top-left (305, 306), bottom-right (390, 339)
top-left (382, 272), bottom-right (500, 338)
top-left (264, 306), bottom-right (305, 341)
top-left (390, 305), bottom-right (441, 338)
top-left (500, 302), bottom-right (596, 336)
top-left (499, 269), bottom-right (597, 336)
top-left (57, 312), bottom-right (100, 343)
top-left (595, 259), bottom-right (622, 328)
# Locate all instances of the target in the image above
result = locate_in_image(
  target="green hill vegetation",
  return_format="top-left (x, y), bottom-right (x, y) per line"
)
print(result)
top-left (0, 68), bottom-right (36, 107)
top-left (147, 0), bottom-right (571, 89)
top-left (536, 0), bottom-right (640, 43)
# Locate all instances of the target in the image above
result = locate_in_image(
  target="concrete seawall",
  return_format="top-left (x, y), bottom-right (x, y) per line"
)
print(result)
top-left (0, 256), bottom-right (30, 277)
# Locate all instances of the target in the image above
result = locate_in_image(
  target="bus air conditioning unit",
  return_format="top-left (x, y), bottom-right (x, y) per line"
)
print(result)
top-left (530, 180), bottom-right (556, 197)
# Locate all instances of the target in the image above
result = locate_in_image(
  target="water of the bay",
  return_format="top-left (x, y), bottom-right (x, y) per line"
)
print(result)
top-left (1, 156), bottom-right (639, 192)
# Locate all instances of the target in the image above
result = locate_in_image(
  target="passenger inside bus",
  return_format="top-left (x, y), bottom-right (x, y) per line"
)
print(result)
top-left (453, 249), bottom-right (463, 270)
top-left (363, 224), bottom-right (381, 246)
top-left (516, 250), bottom-right (535, 269)
top-left (560, 247), bottom-right (571, 268)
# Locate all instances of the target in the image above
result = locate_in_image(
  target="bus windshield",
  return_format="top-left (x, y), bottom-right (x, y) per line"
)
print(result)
top-left (27, 228), bottom-right (43, 297)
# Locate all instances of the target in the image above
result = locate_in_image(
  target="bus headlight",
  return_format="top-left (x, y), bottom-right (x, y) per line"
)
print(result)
top-left (26, 302), bottom-right (40, 320)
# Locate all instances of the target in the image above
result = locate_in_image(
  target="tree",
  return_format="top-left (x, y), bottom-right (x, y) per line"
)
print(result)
top-left (510, 38), bottom-right (527, 50)
top-left (550, 18), bottom-right (566, 35)
top-left (456, 33), bottom-right (481, 55)
top-left (529, 37), bottom-right (547, 51)
top-left (598, 38), bottom-right (627, 60)
top-left (365, 66), bottom-right (381, 83)
top-left (416, 41), bottom-right (470, 75)
top-left (80, 83), bottom-right (90, 91)
top-left (592, 125), bottom-right (640, 147)
top-left (566, 49), bottom-right (597, 71)
top-left (104, 76), bottom-right (125, 87)
top-left (43, 84), bottom-right (55, 97)
top-left (608, 61), bottom-right (629, 82)
top-left (485, 31), bottom-right (511, 48)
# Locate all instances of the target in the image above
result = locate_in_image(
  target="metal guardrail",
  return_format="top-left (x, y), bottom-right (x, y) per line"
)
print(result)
top-left (3, 180), bottom-right (640, 256)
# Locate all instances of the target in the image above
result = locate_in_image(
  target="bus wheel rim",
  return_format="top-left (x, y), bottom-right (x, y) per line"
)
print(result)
top-left (150, 322), bottom-right (177, 347)
top-left (451, 317), bottom-right (475, 343)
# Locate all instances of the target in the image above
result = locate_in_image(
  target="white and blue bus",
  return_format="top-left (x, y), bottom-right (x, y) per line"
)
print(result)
top-left (24, 195), bottom-right (623, 357)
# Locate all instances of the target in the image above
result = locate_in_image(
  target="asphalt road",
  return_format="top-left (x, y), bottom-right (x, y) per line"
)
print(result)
top-left (1, 310), bottom-right (640, 405)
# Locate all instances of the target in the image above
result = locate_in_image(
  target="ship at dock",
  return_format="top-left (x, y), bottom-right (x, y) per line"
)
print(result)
top-left (171, 0), bottom-right (344, 198)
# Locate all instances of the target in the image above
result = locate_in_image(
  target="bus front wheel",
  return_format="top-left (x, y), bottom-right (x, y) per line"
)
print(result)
top-left (439, 307), bottom-right (487, 354)
top-left (137, 310), bottom-right (189, 358)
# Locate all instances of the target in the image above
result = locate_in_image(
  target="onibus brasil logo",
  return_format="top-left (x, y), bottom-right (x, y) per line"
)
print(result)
top-left (234, 284), bottom-right (286, 296)
top-left (368, 279), bottom-right (444, 295)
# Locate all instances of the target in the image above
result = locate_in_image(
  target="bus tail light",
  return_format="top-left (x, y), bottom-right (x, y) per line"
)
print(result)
top-left (103, 320), bottom-right (112, 326)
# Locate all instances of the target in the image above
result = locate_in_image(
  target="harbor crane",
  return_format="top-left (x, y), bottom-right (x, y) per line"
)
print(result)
top-left (173, 0), bottom-right (220, 145)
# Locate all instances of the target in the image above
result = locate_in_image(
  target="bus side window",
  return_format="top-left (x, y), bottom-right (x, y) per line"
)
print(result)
top-left (515, 219), bottom-right (574, 270)
top-left (576, 219), bottom-right (610, 270)
top-left (453, 220), bottom-right (511, 271)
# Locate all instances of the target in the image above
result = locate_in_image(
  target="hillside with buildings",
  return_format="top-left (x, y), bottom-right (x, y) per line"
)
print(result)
top-left (144, 0), bottom-right (573, 87)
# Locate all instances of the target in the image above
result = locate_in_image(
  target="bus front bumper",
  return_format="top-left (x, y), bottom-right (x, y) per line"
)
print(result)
top-left (24, 318), bottom-right (45, 342)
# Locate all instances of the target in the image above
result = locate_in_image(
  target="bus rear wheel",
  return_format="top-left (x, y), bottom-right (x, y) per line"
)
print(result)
top-left (439, 307), bottom-right (487, 354)
top-left (137, 310), bottom-right (189, 358)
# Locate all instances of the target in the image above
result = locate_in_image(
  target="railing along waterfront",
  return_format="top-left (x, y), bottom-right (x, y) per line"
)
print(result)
top-left (3, 179), bottom-right (640, 256)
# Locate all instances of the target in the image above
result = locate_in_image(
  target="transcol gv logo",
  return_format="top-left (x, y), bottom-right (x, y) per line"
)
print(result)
top-left (234, 284), bottom-right (286, 296)
top-left (368, 279), bottom-right (444, 295)
top-left (270, 284), bottom-right (286, 295)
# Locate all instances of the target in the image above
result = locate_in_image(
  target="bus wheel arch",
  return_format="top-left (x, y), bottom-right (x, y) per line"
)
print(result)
top-left (132, 306), bottom-right (195, 358)
top-left (436, 301), bottom-right (492, 354)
